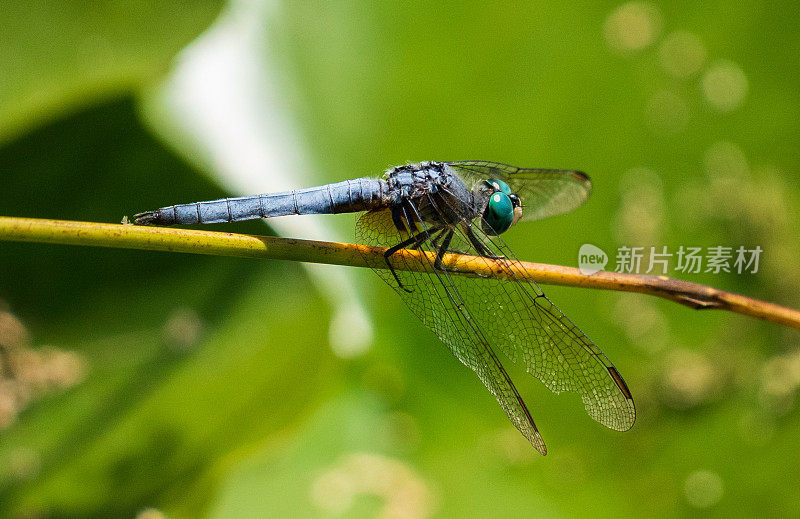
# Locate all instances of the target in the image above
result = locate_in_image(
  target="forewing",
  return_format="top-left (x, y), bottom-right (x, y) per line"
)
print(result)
top-left (356, 208), bottom-right (548, 454)
top-left (447, 161), bottom-right (592, 222)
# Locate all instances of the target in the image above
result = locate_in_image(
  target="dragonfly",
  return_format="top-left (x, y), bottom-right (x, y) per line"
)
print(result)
top-left (133, 161), bottom-right (635, 454)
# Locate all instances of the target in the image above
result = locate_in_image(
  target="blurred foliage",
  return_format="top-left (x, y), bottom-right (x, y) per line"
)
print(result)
top-left (1, 1), bottom-right (800, 518)
top-left (0, 0), bottom-right (224, 144)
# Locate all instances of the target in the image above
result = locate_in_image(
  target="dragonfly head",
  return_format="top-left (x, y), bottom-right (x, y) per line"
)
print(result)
top-left (480, 178), bottom-right (523, 235)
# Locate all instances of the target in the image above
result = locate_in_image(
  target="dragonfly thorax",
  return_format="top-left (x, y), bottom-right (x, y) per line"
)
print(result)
top-left (386, 162), bottom-right (478, 228)
top-left (385, 162), bottom-right (523, 235)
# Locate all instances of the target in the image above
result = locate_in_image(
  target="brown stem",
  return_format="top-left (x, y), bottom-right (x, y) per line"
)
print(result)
top-left (1, 216), bottom-right (798, 329)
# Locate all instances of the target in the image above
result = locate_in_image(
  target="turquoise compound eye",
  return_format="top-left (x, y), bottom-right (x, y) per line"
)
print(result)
top-left (482, 191), bottom-right (514, 235)
top-left (487, 178), bottom-right (512, 195)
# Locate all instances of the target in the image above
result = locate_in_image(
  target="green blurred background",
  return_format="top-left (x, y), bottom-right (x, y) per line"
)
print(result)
top-left (1, 1), bottom-right (799, 517)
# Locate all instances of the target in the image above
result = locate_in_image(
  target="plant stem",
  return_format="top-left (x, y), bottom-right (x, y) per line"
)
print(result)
top-left (1, 216), bottom-right (798, 329)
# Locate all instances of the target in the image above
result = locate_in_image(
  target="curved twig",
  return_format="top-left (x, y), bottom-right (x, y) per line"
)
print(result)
top-left (1, 216), bottom-right (798, 329)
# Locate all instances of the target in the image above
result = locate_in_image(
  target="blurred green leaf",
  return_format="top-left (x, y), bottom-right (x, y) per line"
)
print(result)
top-left (0, 0), bottom-right (224, 144)
top-left (0, 98), bottom-right (339, 517)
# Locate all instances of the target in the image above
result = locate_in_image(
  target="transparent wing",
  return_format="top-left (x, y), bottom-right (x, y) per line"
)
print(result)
top-left (446, 161), bottom-right (592, 222)
top-left (456, 219), bottom-right (636, 432)
top-left (356, 208), bottom-right (549, 454)
top-left (357, 193), bottom-right (635, 450)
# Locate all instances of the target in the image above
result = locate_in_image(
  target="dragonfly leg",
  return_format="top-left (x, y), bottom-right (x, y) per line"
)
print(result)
top-left (390, 206), bottom-right (408, 234)
top-left (464, 224), bottom-right (504, 260)
top-left (411, 228), bottom-right (446, 251)
top-left (390, 200), bottom-right (421, 235)
top-left (384, 226), bottom-right (442, 293)
top-left (402, 199), bottom-right (420, 234)
top-left (433, 230), bottom-right (455, 270)
top-left (432, 227), bottom-right (496, 277)
top-left (427, 226), bottom-right (468, 254)
top-left (431, 229), bottom-right (488, 277)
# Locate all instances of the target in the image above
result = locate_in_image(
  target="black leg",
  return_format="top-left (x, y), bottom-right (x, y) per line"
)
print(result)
top-left (402, 200), bottom-right (420, 234)
top-left (464, 224), bottom-right (503, 260)
top-left (433, 229), bottom-right (455, 270)
top-left (384, 226), bottom-right (442, 292)
top-left (390, 205), bottom-right (407, 233)
top-left (411, 228), bottom-right (446, 250)
top-left (430, 229), bottom-right (489, 277)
